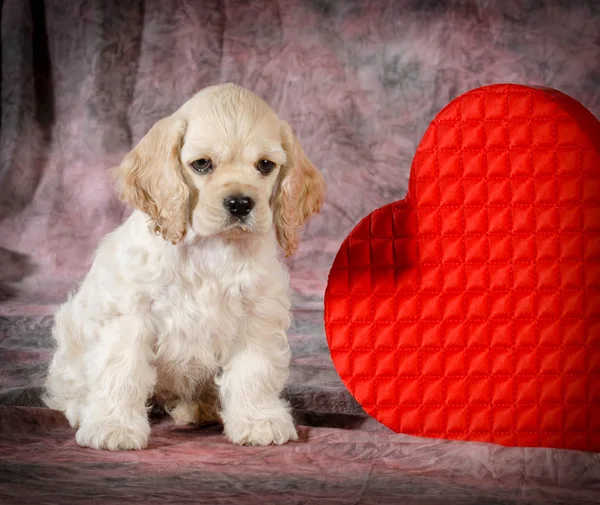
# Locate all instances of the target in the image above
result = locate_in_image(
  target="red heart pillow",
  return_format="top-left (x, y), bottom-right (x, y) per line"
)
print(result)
top-left (325, 84), bottom-right (600, 452)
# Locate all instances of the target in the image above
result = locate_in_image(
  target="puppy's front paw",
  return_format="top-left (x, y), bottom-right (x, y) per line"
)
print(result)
top-left (225, 408), bottom-right (298, 446)
top-left (76, 414), bottom-right (150, 450)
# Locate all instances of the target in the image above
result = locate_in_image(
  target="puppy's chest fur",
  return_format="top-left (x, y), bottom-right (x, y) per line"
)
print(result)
top-left (148, 243), bottom-right (260, 400)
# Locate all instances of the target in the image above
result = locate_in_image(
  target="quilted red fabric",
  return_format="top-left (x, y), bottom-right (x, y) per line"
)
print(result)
top-left (324, 84), bottom-right (600, 452)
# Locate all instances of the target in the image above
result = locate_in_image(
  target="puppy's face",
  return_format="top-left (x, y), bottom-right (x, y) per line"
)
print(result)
top-left (179, 94), bottom-right (285, 238)
top-left (113, 84), bottom-right (325, 256)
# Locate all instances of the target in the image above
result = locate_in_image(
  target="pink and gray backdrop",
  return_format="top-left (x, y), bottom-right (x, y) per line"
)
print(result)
top-left (1, 0), bottom-right (600, 503)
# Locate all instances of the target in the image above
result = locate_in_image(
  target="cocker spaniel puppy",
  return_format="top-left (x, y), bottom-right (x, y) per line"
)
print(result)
top-left (44, 83), bottom-right (326, 450)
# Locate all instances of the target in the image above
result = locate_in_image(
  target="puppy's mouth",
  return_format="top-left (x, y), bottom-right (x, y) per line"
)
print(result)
top-left (222, 218), bottom-right (254, 237)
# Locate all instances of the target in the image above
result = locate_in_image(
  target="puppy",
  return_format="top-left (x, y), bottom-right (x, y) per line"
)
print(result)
top-left (44, 83), bottom-right (326, 450)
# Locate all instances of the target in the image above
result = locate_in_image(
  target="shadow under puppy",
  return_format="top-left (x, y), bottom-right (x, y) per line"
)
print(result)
top-left (44, 83), bottom-right (326, 450)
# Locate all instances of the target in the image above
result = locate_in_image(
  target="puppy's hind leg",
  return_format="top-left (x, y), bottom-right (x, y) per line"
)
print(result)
top-left (75, 315), bottom-right (157, 451)
top-left (167, 383), bottom-right (222, 426)
top-left (44, 302), bottom-right (89, 428)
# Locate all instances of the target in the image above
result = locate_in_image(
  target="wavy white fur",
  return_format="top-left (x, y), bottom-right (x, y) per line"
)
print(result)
top-left (44, 83), bottom-right (325, 450)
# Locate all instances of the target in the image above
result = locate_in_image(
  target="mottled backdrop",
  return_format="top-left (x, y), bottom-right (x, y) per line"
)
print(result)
top-left (1, 0), bottom-right (600, 504)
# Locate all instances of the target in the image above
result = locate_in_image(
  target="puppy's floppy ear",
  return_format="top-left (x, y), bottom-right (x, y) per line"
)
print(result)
top-left (273, 121), bottom-right (326, 257)
top-left (112, 117), bottom-right (189, 244)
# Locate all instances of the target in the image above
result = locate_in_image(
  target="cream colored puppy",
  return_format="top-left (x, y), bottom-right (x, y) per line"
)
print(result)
top-left (44, 83), bottom-right (325, 450)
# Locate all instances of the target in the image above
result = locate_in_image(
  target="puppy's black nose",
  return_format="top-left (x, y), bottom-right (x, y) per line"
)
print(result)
top-left (224, 194), bottom-right (254, 218)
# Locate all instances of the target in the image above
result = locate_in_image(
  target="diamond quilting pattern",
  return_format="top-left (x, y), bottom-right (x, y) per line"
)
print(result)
top-left (324, 84), bottom-right (600, 452)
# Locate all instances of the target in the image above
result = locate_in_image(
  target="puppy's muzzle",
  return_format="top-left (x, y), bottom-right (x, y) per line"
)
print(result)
top-left (224, 194), bottom-right (254, 219)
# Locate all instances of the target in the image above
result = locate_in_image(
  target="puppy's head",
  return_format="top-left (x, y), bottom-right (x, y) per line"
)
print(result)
top-left (113, 84), bottom-right (325, 255)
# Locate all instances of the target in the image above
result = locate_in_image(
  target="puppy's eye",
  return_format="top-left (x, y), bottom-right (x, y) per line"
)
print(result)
top-left (191, 158), bottom-right (213, 174)
top-left (256, 159), bottom-right (275, 175)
